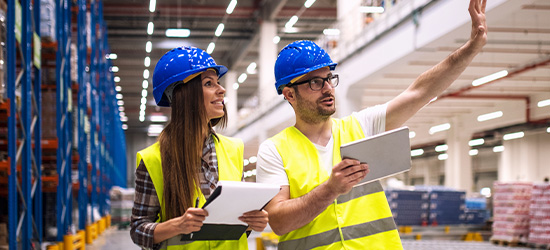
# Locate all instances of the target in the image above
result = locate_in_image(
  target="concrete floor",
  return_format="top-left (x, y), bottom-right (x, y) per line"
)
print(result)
top-left (88, 227), bottom-right (534, 250)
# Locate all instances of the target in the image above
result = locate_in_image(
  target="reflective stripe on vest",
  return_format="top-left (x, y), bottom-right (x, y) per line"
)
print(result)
top-left (136, 134), bottom-right (248, 250)
top-left (270, 116), bottom-right (402, 250)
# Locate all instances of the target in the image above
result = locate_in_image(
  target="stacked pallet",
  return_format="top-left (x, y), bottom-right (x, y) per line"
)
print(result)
top-left (464, 197), bottom-right (488, 225)
top-left (427, 189), bottom-right (466, 225)
top-left (527, 183), bottom-right (550, 247)
top-left (491, 182), bottom-right (532, 244)
top-left (110, 186), bottom-right (135, 228)
top-left (385, 189), bottom-right (429, 226)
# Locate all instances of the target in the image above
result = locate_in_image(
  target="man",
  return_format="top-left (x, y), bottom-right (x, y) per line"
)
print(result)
top-left (256, 0), bottom-right (488, 249)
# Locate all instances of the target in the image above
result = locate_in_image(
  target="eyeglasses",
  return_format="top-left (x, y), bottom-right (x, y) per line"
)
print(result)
top-left (290, 74), bottom-right (339, 91)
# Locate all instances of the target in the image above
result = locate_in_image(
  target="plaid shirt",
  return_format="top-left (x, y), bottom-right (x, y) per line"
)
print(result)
top-left (130, 135), bottom-right (222, 250)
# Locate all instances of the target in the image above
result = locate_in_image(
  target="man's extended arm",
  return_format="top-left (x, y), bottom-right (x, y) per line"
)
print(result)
top-left (386, 0), bottom-right (488, 131)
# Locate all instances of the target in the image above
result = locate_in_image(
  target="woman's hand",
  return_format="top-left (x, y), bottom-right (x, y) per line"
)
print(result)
top-left (173, 208), bottom-right (209, 235)
top-left (239, 210), bottom-right (269, 232)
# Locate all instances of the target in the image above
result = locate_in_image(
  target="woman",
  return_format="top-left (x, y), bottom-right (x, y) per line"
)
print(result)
top-left (130, 46), bottom-right (268, 249)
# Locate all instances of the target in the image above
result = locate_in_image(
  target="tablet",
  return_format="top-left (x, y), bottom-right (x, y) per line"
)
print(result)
top-left (340, 126), bottom-right (411, 186)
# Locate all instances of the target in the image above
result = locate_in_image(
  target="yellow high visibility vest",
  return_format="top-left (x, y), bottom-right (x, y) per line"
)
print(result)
top-left (136, 134), bottom-right (248, 250)
top-left (270, 116), bottom-right (403, 250)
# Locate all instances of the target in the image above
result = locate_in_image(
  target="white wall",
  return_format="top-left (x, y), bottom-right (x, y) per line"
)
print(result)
top-left (125, 131), bottom-right (158, 187)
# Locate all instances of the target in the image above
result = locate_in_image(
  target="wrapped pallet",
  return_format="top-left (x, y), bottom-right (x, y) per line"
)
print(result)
top-left (109, 186), bottom-right (135, 228)
top-left (527, 183), bottom-right (550, 247)
top-left (491, 182), bottom-right (532, 244)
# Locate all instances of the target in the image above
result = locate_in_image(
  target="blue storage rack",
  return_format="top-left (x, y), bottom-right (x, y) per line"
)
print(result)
top-left (6, 0), bottom-right (43, 249)
top-left (5, 0), bottom-right (127, 247)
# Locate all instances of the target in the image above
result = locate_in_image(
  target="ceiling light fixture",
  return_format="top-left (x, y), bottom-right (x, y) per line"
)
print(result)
top-left (411, 149), bottom-right (424, 157)
top-left (323, 28), bottom-right (340, 36)
top-left (472, 70), bottom-right (508, 86)
top-left (110, 66), bottom-right (119, 73)
top-left (207, 42), bottom-right (215, 54)
top-left (215, 23), bottom-right (225, 37)
top-left (273, 36), bottom-right (280, 44)
top-left (469, 138), bottom-right (484, 146)
top-left (226, 0), bottom-right (237, 14)
top-left (429, 123), bottom-right (451, 135)
top-left (304, 0), bottom-right (316, 8)
top-left (116, 93), bottom-right (123, 100)
top-left (409, 131), bottom-right (416, 139)
top-left (114, 76), bottom-right (121, 83)
top-left (150, 115), bottom-right (168, 122)
top-left (143, 69), bottom-right (150, 79)
top-left (107, 53), bottom-right (117, 60)
top-left (233, 83), bottom-right (239, 90)
top-left (147, 22), bottom-right (154, 35)
top-left (238, 73), bottom-right (247, 83)
top-left (285, 15), bottom-right (298, 29)
top-left (142, 80), bottom-right (149, 89)
top-left (493, 145), bottom-right (504, 152)
top-left (115, 85), bottom-right (121, 92)
top-left (538, 99), bottom-right (550, 108)
top-left (117, 100), bottom-right (124, 106)
top-left (359, 6), bottom-right (385, 13)
top-left (139, 116), bottom-right (145, 122)
top-left (165, 28), bottom-right (191, 38)
top-left (144, 57), bottom-right (151, 67)
top-left (438, 154), bottom-right (448, 161)
top-left (469, 149), bottom-right (478, 156)
top-left (142, 89), bottom-right (148, 97)
top-left (247, 62), bottom-right (257, 74)
top-left (503, 131), bottom-right (524, 141)
top-left (145, 41), bottom-right (152, 53)
top-left (122, 124), bottom-right (128, 130)
top-left (477, 111), bottom-right (503, 122)
top-left (149, 0), bottom-right (156, 13)
top-left (435, 144), bottom-right (448, 152)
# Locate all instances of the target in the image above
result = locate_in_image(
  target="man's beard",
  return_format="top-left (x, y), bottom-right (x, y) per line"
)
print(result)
top-left (294, 90), bottom-right (336, 124)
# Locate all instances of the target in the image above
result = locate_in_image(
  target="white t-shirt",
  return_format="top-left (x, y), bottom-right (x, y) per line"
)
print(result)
top-left (256, 103), bottom-right (388, 186)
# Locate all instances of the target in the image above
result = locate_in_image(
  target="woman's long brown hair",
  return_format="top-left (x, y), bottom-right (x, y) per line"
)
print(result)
top-left (158, 76), bottom-right (227, 220)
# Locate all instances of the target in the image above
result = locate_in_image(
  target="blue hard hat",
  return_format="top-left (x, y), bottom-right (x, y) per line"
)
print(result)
top-left (153, 46), bottom-right (228, 107)
top-left (274, 40), bottom-right (337, 95)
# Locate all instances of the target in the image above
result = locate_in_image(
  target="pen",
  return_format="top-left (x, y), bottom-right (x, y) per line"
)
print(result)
top-left (195, 197), bottom-right (200, 208)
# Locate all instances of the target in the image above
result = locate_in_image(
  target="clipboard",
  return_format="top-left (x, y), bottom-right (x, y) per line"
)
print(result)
top-left (340, 126), bottom-right (411, 186)
top-left (180, 181), bottom-right (280, 241)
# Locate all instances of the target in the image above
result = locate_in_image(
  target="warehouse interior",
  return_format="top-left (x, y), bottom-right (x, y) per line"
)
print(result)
top-left (1, 0), bottom-right (550, 249)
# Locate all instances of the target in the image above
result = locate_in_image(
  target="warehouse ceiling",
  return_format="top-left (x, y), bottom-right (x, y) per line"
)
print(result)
top-left (103, 0), bottom-right (550, 150)
top-left (103, 0), bottom-right (337, 130)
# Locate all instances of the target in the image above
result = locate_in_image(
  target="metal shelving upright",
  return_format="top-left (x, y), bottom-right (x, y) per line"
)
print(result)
top-left (76, 0), bottom-right (89, 231)
top-left (55, 0), bottom-right (73, 241)
top-left (6, 0), bottom-right (43, 249)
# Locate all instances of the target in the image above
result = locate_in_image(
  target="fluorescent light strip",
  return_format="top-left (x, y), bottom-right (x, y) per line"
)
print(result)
top-left (107, 53), bottom-right (117, 60)
top-left (150, 115), bottom-right (168, 122)
top-left (547, 127), bottom-right (550, 133)
top-left (142, 89), bottom-right (148, 97)
top-left (411, 149), bottom-right (424, 157)
top-left (144, 57), bottom-right (151, 67)
top-left (149, 0), bottom-right (156, 12)
top-left (438, 154), bottom-right (448, 160)
top-left (409, 131), bottom-right (416, 139)
top-left (469, 149), bottom-right (479, 156)
top-left (146, 41), bottom-right (152, 53)
top-left (233, 83), bottom-right (239, 90)
top-left (118, 106), bottom-right (125, 112)
top-left (122, 124), bottom-right (128, 130)
top-left (215, 23), bottom-right (225, 37)
top-left (249, 156), bottom-right (257, 164)
top-left (114, 77), bottom-right (121, 83)
top-left (435, 144), bottom-right (448, 152)
top-left (469, 138), bottom-right (485, 146)
top-left (493, 145), bottom-right (504, 152)
top-left (207, 42), bottom-right (215, 54)
top-left (139, 116), bottom-right (145, 122)
top-left (285, 15), bottom-right (298, 29)
top-left (142, 80), bottom-right (149, 89)
top-left (429, 123), bottom-right (451, 135)
top-left (247, 62), bottom-right (257, 74)
top-left (238, 73), bottom-right (247, 83)
top-left (304, 0), bottom-right (316, 8)
top-left (538, 99), bottom-right (550, 107)
top-left (323, 28), bottom-right (340, 36)
top-left (226, 0), bottom-right (237, 14)
top-left (111, 66), bottom-right (119, 72)
top-left (165, 29), bottom-right (190, 38)
top-left (115, 85), bottom-right (121, 92)
top-left (147, 22), bottom-right (154, 35)
top-left (477, 111), bottom-right (503, 122)
top-left (359, 6), bottom-right (384, 13)
top-left (273, 36), bottom-right (280, 44)
top-left (143, 69), bottom-right (150, 79)
top-left (117, 100), bottom-right (124, 106)
top-left (503, 131), bottom-right (524, 141)
top-left (472, 70), bottom-right (508, 86)
top-left (116, 93), bottom-right (123, 100)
